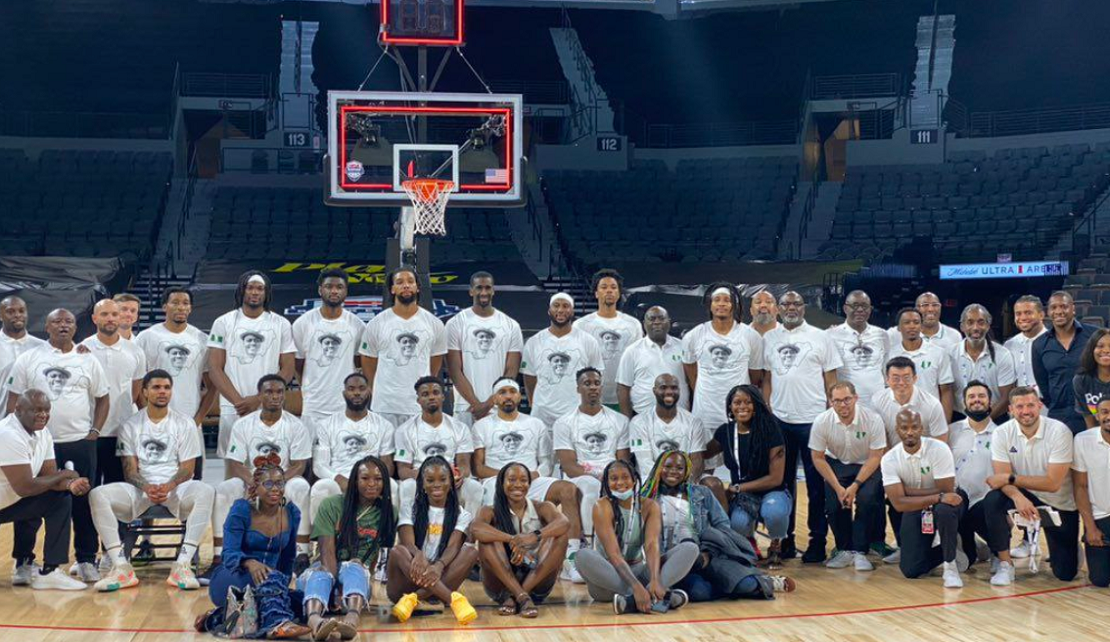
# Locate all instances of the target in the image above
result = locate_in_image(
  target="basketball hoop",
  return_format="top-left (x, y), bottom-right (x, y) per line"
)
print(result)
top-left (402, 178), bottom-right (454, 236)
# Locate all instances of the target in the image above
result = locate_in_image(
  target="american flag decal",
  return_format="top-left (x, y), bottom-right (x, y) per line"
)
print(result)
top-left (485, 168), bottom-right (509, 183)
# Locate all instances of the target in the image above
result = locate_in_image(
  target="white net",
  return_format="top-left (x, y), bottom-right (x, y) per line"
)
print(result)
top-left (402, 178), bottom-right (454, 236)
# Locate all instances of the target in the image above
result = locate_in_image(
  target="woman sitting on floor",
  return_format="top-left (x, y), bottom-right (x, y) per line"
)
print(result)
top-left (197, 454), bottom-right (310, 639)
top-left (641, 450), bottom-right (796, 601)
top-left (471, 462), bottom-right (569, 618)
top-left (301, 456), bottom-right (396, 640)
top-left (574, 459), bottom-right (698, 614)
top-left (387, 455), bottom-right (480, 625)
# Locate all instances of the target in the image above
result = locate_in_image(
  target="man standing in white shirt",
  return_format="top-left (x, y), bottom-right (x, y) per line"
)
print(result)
top-left (982, 387), bottom-right (1079, 585)
top-left (574, 270), bottom-right (642, 411)
top-left (871, 356), bottom-right (950, 444)
top-left (888, 292), bottom-right (962, 349)
top-left (882, 408), bottom-right (967, 588)
top-left (0, 296), bottom-right (46, 418)
top-left (0, 390), bottom-right (91, 591)
top-left (5, 308), bottom-right (108, 582)
top-left (827, 290), bottom-right (888, 409)
top-left (749, 290), bottom-right (779, 336)
top-left (1004, 295), bottom-right (1048, 397)
top-left (359, 268), bottom-right (447, 428)
top-left (445, 271), bottom-right (523, 426)
top-left (617, 306), bottom-right (688, 418)
top-left (80, 299), bottom-right (146, 486)
top-left (629, 373), bottom-right (706, 480)
top-left (950, 304), bottom-right (1017, 420)
top-left (293, 268), bottom-right (366, 437)
top-left (112, 294), bottom-right (141, 341)
top-left (889, 307), bottom-right (956, 421)
top-left (763, 291), bottom-right (841, 564)
top-left (89, 369), bottom-right (214, 592)
top-left (207, 271), bottom-right (296, 465)
top-left (1074, 398), bottom-right (1110, 588)
top-left (949, 381), bottom-right (998, 567)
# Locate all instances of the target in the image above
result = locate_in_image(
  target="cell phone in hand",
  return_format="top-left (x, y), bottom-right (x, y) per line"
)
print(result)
top-left (650, 600), bottom-right (669, 613)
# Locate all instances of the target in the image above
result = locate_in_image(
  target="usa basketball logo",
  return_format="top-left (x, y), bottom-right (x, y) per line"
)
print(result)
top-left (345, 160), bottom-right (364, 181)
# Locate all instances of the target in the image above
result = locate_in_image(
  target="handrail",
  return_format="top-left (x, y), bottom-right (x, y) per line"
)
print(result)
top-left (181, 72), bottom-right (272, 99)
top-left (952, 101), bottom-right (1110, 138)
top-left (489, 80), bottom-right (569, 105)
top-left (168, 62), bottom-right (182, 139)
top-left (0, 110), bottom-right (170, 139)
top-left (795, 168), bottom-right (821, 259)
top-left (1067, 182), bottom-right (1110, 261)
top-left (808, 73), bottom-right (902, 100)
top-left (175, 147), bottom-right (200, 262)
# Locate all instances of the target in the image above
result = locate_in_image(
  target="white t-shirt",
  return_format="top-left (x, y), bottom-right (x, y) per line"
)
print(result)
top-left (553, 407), bottom-right (630, 477)
top-left (682, 321), bottom-right (765, 428)
top-left (79, 335), bottom-right (146, 437)
top-left (949, 419), bottom-right (997, 507)
top-left (312, 410), bottom-right (396, 481)
top-left (881, 437), bottom-right (956, 490)
top-left (1004, 328), bottom-right (1048, 390)
top-left (809, 406), bottom-right (887, 465)
top-left (226, 410), bottom-right (313, 470)
top-left (991, 416), bottom-right (1076, 510)
top-left (763, 322), bottom-right (842, 423)
top-left (574, 312), bottom-right (643, 405)
top-left (887, 339), bottom-right (954, 399)
top-left (134, 323), bottom-right (209, 418)
top-left (0, 414), bottom-right (54, 510)
top-left (617, 336), bottom-right (689, 416)
top-left (0, 332), bottom-right (46, 418)
top-left (870, 386), bottom-right (950, 444)
top-left (394, 414), bottom-right (473, 468)
top-left (1072, 427), bottom-right (1110, 519)
top-left (826, 323), bottom-right (888, 407)
top-left (887, 323), bottom-right (962, 349)
top-left (628, 407), bottom-right (706, 479)
top-left (520, 327), bottom-right (604, 426)
top-left (445, 308), bottom-right (523, 413)
top-left (208, 310), bottom-right (295, 410)
top-left (949, 341), bottom-right (1018, 413)
top-left (117, 408), bottom-right (202, 485)
top-left (472, 413), bottom-right (548, 473)
top-left (399, 503), bottom-right (473, 562)
top-left (7, 344), bottom-right (109, 443)
top-left (359, 308), bottom-right (447, 416)
top-left (292, 308), bottom-right (366, 418)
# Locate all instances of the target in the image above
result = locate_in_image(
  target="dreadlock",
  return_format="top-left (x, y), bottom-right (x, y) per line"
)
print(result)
top-left (411, 455), bottom-right (459, 562)
top-left (337, 456), bottom-right (396, 565)
top-left (703, 281), bottom-right (741, 322)
top-left (960, 303), bottom-right (997, 364)
top-left (491, 462), bottom-right (533, 557)
top-left (640, 449), bottom-right (693, 500)
top-left (235, 270), bottom-right (273, 311)
top-left (724, 384), bottom-right (783, 486)
top-left (248, 452), bottom-right (284, 500)
top-left (599, 459), bottom-right (641, 552)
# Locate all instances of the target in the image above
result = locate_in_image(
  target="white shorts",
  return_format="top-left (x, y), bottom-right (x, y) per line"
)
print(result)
top-left (217, 408), bottom-right (238, 458)
top-left (480, 475), bottom-right (559, 505)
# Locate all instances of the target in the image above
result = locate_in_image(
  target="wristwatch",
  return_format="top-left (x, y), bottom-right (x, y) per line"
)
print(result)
top-left (532, 529), bottom-right (542, 539)
top-left (1008, 473), bottom-right (1017, 486)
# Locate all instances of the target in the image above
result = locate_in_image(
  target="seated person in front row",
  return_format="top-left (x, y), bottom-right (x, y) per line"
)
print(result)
top-left (196, 455), bottom-right (309, 639)
top-left (472, 377), bottom-right (585, 581)
top-left (471, 462), bottom-right (569, 619)
top-left (91, 369), bottom-right (215, 592)
top-left (388, 455), bottom-right (480, 625)
top-left (395, 376), bottom-right (484, 516)
top-left (640, 450), bottom-right (795, 602)
top-left (628, 373), bottom-right (709, 489)
top-left (0, 390), bottom-right (91, 591)
top-left (302, 455), bottom-right (396, 641)
top-left (210, 375), bottom-right (313, 582)
top-left (574, 460), bottom-right (697, 614)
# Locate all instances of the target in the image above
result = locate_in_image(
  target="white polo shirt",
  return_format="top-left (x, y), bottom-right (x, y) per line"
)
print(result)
top-left (0, 414), bottom-right (54, 510)
top-left (809, 405), bottom-right (887, 465)
top-left (394, 413), bottom-right (474, 469)
top-left (887, 323), bottom-right (962, 349)
top-left (0, 332), bottom-right (46, 418)
top-left (870, 386), bottom-right (949, 444)
top-left (79, 335), bottom-right (146, 437)
top-left (1004, 328), bottom-right (1048, 390)
top-left (682, 321), bottom-right (764, 429)
top-left (949, 341), bottom-right (1018, 413)
top-left (881, 437), bottom-right (956, 491)
top-left (762, 322), bottom-right (842, 424)
top-left (520, 327), bottom-right (604, 427)
top-left (948, 419), bottom-right (997, 507)
top-left (6, 344), bottom-right (110, 443)
top-left (629, 407), bottom-right (707, 478)
top-left (312, 410), bottom-right (396, 482)
top-left (826, 323), bottom-right (888, 408)
top-left (1073, 427), bottom-right (1110, 519)
top-left (552, 406), bottom-right (630, 477)
top-left (292, 308), bottom-right (366, 420)
top-left (445, 308), bottom-right (524, 413)
top-left (616, 335), bottom-right (689, 416)
top-left (991, 416), bottom-right (1075, 510)
top-left (358, 308), bottom-right (447, 417)
top-left (574, 312), bottom-right (643, 406)
top-left (887, 339), bottom-right (954, 399)
top-left (226, 410), bottom-right (313, 471)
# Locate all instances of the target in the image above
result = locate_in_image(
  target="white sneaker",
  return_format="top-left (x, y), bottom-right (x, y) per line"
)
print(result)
top-left (955, 548), bottom-right (970, 573)
top-left (853, 552), bottom-right (874, 571)
top-left (990, 560), bottom-right (1015, 586)
top-left (560, 558), bottom-right (585, 583)
top-left (31, 568), bottom-right (88, 591)
top-left (94, 564), bottom-right (139, 592)
top-left (769, 575), bottom-right (797, 592)
top-left (825, 550), bottom-right (855, 569)
top-left (1010, 540), bottom-right (1032, 559)
top-left (990, 555), bottom-right (1001, 575)
top-left (167, 563), bottom-right (199, 590)
top-left (97, 555), bottom-right (113, 575)
top-left (374, 549), bottom-right (389, 583)
top-left (68, 562), bottom-right (100, 583)
top-left (943, 561), bottom-right (963, 588)
top-left (883, 549), bottom-right (901, 564)
top-left (12, 561), bottom-right (39, 586)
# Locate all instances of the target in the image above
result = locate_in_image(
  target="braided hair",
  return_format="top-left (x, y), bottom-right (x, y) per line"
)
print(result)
top-left (248, 452), bottom-right (284, 501)
top-left (640, 449), bottom-right (693, 500)
top-left (235, 270), bottom-right (273, 311)
top-left (337, 456), bottom-right (396, 564)
top-left (723, 384), bottom-right (782, 485)
top-left (411, 455), bottom-right (459, 561)
top-left (491, 462), bottom-right (534, 557)
top-left (599, 459), bottom-right (641, 552)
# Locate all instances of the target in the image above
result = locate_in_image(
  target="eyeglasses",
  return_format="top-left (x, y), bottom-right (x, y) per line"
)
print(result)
top-left (259, 480), bottom-right (285, 490)
top-left (845, 303), bottom-right (871, 310)
top-left (830, 397), bottom-right (855, 405)
top-left (888, 375), bottom-right (915, 384)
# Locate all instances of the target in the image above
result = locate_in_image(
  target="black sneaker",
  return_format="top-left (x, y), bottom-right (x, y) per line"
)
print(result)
top-left (779, 539), bottom-right (798, 560)
top-left (801, 544), bottom-right (827, 564)
top-left (198, 558), bottom-right (222, 587)
top-left (132, 539), bottom-right (155, 567)
top-left (293, 553), bottom-right (310, 577)
top-left (666, 589), bottom-right (689, 610)
top-left (612, 593), bottom-right (634, 614)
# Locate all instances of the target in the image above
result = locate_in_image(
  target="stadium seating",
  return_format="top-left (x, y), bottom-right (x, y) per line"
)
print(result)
top-left (818, 143), bottom-right (1110, 263)
top-left (542, 156), bottom-right (797, 266)
top-left (0, 149), bottom-right (172, 261)
top-left (205, 187), bottom-right (524, 263)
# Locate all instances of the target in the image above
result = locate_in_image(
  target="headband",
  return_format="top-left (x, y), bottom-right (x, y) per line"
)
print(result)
top-left (550, 292), bottom-right (574, 306)
top-left (247, 274), bottom-right (267, 286)
top-left (711, 287), bottom-right (733, 298)
top-left (493, 379), bottom-right (521, 393)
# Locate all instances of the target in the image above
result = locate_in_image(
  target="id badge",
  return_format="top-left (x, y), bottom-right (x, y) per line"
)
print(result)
top-left (921, 509), bottom-right (935, 535)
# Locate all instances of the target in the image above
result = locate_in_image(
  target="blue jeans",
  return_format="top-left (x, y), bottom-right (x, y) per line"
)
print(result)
top-left (729, 490), bottom-right (791, 540)
top-left (301, 562), bottom-right (372, 606)
top-left (205, 569), bottom-right (303, 634)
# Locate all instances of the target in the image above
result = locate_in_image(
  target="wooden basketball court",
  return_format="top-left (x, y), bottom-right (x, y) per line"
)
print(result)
top-left (0, 494), bottom-right (1102, 642)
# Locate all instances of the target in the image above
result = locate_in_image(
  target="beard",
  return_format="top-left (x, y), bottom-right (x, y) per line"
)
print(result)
top-left (345, 397), bottom-right (370, 412)
top-left (396, 292), bottom-right (417, 305)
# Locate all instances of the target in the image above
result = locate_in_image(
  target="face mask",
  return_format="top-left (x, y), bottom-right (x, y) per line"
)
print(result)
top-left (965, 409), bottom-right (991, 422)
top-left (611, 488), bottom-right (635, 501)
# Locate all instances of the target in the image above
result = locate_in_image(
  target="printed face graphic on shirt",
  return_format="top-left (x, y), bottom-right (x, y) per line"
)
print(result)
top-left (315, 333), bottom-right (343, 367)
top-left (707, 344), bottom-right (732, 371)
top-left (165, 344), bottom-right (192, 373)
top-left (251, 439), bottom-right (282, 457)
top-left (42, 366), bottom-right (72, 400)
top-left (542, 350), bottom-right (575, 384)
top-left (599, 331), bottom-right (622, 358)
top-left (849, 344), bottom-right (874, 369)
top-left (233, 330), bottom-right (273, 365)
top-left (772, 342), bottom-right (812, 376)
top-left (387, 330), bottom-right (424, 367)
top-left (141, 438), bottom-right (170, 463)
top-left (499, 431), bottom-right (525, 455)
top-left (423, 442), bottom-right (448, 458)
top-left (583, 431), bottom-right (608, 454)
top-left (656, 438), bottom-right (680, 452)
top-left (469, 328), bottom-right (497, 359)
top-left (341, 432), bottom-right (368, 457)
